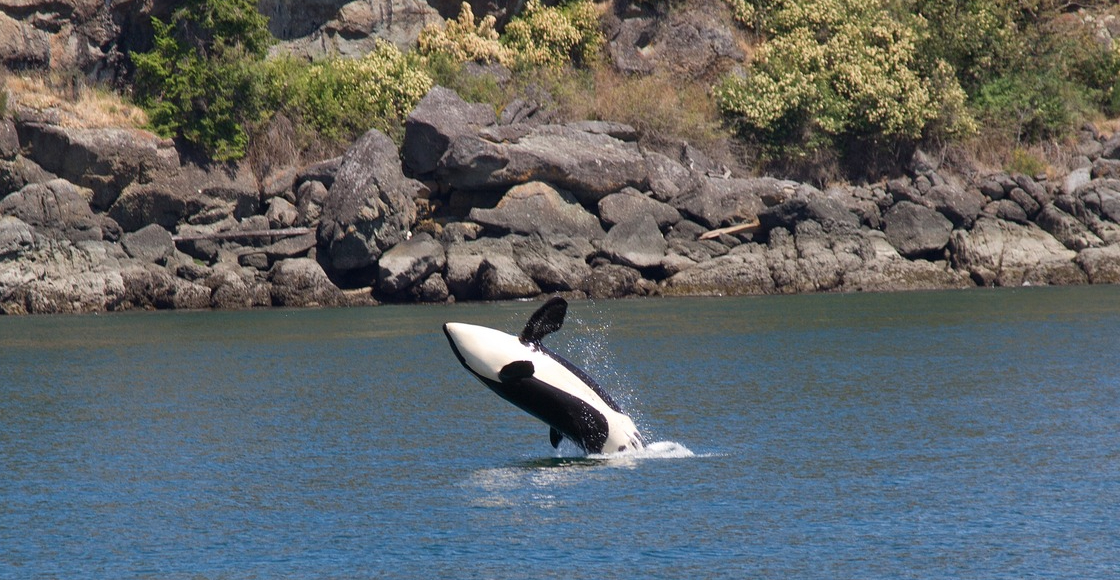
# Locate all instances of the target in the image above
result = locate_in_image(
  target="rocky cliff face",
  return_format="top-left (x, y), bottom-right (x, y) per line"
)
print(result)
top-left (3, 1), bottom-right (1120, 314)
top-left (4, 82), bottom-right (1120, 314)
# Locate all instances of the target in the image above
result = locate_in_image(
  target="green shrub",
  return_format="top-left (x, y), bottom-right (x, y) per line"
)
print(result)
top-left (419, 0), bottom-right (603, 70)
top-left (418, 2), bottom-right (509, 65)
top-left (132, 0), bottom-right (273, 161)
top-left (273, 42), bottom-right (433, 143)
top-left (714, 0), bottom-right (973, 161)
top-left (502, 0), bottom-right (603, 69)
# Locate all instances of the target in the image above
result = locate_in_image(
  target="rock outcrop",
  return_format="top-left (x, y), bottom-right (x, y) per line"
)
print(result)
top-left (5, 50), bottom-right (1120, 315)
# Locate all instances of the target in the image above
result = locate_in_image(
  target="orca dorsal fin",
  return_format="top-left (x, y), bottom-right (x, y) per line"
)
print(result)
top-left (498, 360), bottom-right (535, 383)
top-left (519, 296), bottom-right (568, 345)
top-left (550, 428), bottom-right (564, 448)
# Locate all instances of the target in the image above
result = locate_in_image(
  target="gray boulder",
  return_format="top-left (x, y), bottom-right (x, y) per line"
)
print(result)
top-left (949, 217), bottom-right (1083, 286)
top-left (120, 263), bottom-right (211, 310)
top-left (0, 239), bottom-right (129, 314)
top-left (1076, 245), bottom-right (1120, 284)
top-left (16, 123), bottom-right (179, 210)
top-left (468, 181), bottom-right (606, 240)
top-left (597, 188), bottom-right (681, 230)
top-left (268, 258), bottom-right (345, 307)
top-left (882, 201), bottom-right (953, 258)
top-left (1035, 204), bottom-right (1103, 251)
top-left (599, 214), bottom-right (668, 270)
top-left (925, 184), bottom-right (984, 228)
top-left (0, 179), bottom-right (108, 242)
top-left (663, 244), bottom-right (774, 296)
top-left (377, 232), bottom-right (447, 295)
top-left (982, 199), bottom-right (1029, 225)
top-left (403, 86), bottom-right (495, 175)
top-left (0, 215), bottom-right (35, 258)
top-left (477, 256), bottom-right (541, 300)
top-left (672, 177), bottom-right (772, 230)
top-left (122, 223), bottom-right (175, 264)
top-left (267, 0), bottom-right (443, 57)
top-left (109, 163), bottom-right (259, 232)
top-left (205, 263), bottom-right (272, 309)
top-left (583, 264), bottom-right (642, 299)
top-left (511, 235), bottom-right (592, 292)
top-left (758, 193), bottom-right (860, 234)
top-left (317, 129), bottom-right (420, 270)
top-left (437, 123), bottom-right (648, 204)
top-left (445, 237), bottom-right (514, 300)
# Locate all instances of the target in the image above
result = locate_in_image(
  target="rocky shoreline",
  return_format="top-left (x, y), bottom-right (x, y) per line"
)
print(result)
top-left (2, 84), bottom-right (1119, 315)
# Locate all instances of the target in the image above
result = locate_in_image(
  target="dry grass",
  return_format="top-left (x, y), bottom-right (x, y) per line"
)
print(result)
top-left (2, 71), bottom-right (148, 129)
top-left (558, 65), bottom-right (729, 150)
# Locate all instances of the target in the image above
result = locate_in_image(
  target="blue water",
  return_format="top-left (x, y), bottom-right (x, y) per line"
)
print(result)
top-left (2, 287), bottom-right (1119, 579)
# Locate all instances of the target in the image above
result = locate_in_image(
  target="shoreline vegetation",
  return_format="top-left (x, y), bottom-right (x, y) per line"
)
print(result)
top-left (2, 0), bottom-right (1120, 314)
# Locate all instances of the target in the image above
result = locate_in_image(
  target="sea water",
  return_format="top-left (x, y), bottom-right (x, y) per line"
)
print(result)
top-left (2, 286), bottom-right (1118, 579)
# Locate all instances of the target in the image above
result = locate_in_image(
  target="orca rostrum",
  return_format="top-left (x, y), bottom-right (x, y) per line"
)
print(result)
top-left (443, 297), bottom-right (645, 454)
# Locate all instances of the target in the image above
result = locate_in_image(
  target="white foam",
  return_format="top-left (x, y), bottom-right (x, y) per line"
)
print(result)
top-left (588, 440), bottom-right (696, 461)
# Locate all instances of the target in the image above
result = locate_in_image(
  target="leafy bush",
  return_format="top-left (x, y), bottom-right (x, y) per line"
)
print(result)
top-left (132, 0), bottom-right (273, 161)
top-left (418, 3), bottom-right (509, 66)
top-left (419, 0), bottom-right (603, 70)
top-left (502, 0), bottom-right (603, 69)
top-left (271, 42), bottom-right (433, 143)
top-left (714, 0), bottom-right (973, 161)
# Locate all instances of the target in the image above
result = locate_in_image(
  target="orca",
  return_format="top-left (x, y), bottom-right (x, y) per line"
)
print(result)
top-left (443, 297), bottom-right (645, 454)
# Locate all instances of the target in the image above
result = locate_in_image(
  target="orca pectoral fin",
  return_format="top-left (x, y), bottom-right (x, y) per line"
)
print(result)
top-left (498, 360), bottom-right (535, 383)
top-left (519, 296), bottom-right (568, 344)
top-left (550, 427), bottom-right (564, 448)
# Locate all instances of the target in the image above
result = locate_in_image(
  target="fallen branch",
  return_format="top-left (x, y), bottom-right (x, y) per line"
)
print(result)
top-left (698, 219), bottom-right (761, 240)
top-left (171, 227), bottom-right (313, 243)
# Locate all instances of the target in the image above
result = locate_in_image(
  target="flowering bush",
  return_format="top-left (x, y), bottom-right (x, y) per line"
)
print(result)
top-left (419, 0), bottom-right (602, 70)
top-left (290, 41), bottom-right (433, 141)
top-left (715, 0), bottom-right (973, 158)
top-left (418, 3), bottom-right (510, 65)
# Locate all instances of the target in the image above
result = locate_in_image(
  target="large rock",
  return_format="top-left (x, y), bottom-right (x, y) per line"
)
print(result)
top-left (949, 217), bottom-right (1085, 286)
top-left (121, 223), bottom-right (175, 263)
top-left (925, 184), bottom-right (984, 229)
top-left (468, 181), bottom-right (606, 240)
top-left (0, 215), bottom-right (36, 258)
top-left (1076, 245), bottom-right (1120, 284)
top-left (377, 232), bottom-right (446, 295)
top-left (672, 177), bottom-right (775, 230)
top-left (598, 188), bottom-right (681, 230)
top-left (317, 129), bottom-right (420, 270)
top-left (757, 192), bottom-right (860, 234)
top-left (437, 123), bottom-right (648, 204)
top-left (402, 86), bottom-right (495, 175)
top-left (265, 0), bottom-right (443, 57)
top-left (445, 236), bottom-right (514, 300)
top-left (599, 214), bottom-right (668, 270)
top-left (663, 244), bottom-right (774, 296)
top-left (120, 263), bottom-right (211, 310)
top-left (882, 201), bottom-right (953, 259)
top-left (0, 239), bottom-right (129, 314)
top-left (16, 123), bottom-right (179, 210)
top-left (1035, 204), bottom-right (1102, 251)
top-left (204, 263), bottom-right (271, 309)
top-left (0, 179), bottom-right (111, 242)
top-left (511, 234), bottom-right (592, 292)
top-left (109, 163), bottom-right (259, 232)
top-left (268, 258), bottom-right (345, 307)
top-left (476, 256), bottom-right (540, 300)
top-left (583, 264), bottom-right (643, 299)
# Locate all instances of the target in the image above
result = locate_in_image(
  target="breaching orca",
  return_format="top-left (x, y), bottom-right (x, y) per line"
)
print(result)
top-left (443, 297), bottom-right (645, 454)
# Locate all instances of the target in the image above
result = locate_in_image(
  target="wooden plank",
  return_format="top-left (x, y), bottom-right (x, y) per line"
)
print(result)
top-left (698, 219), bottom-right (761, 240)
top-left (171, 227), bottom-right (313, 242)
